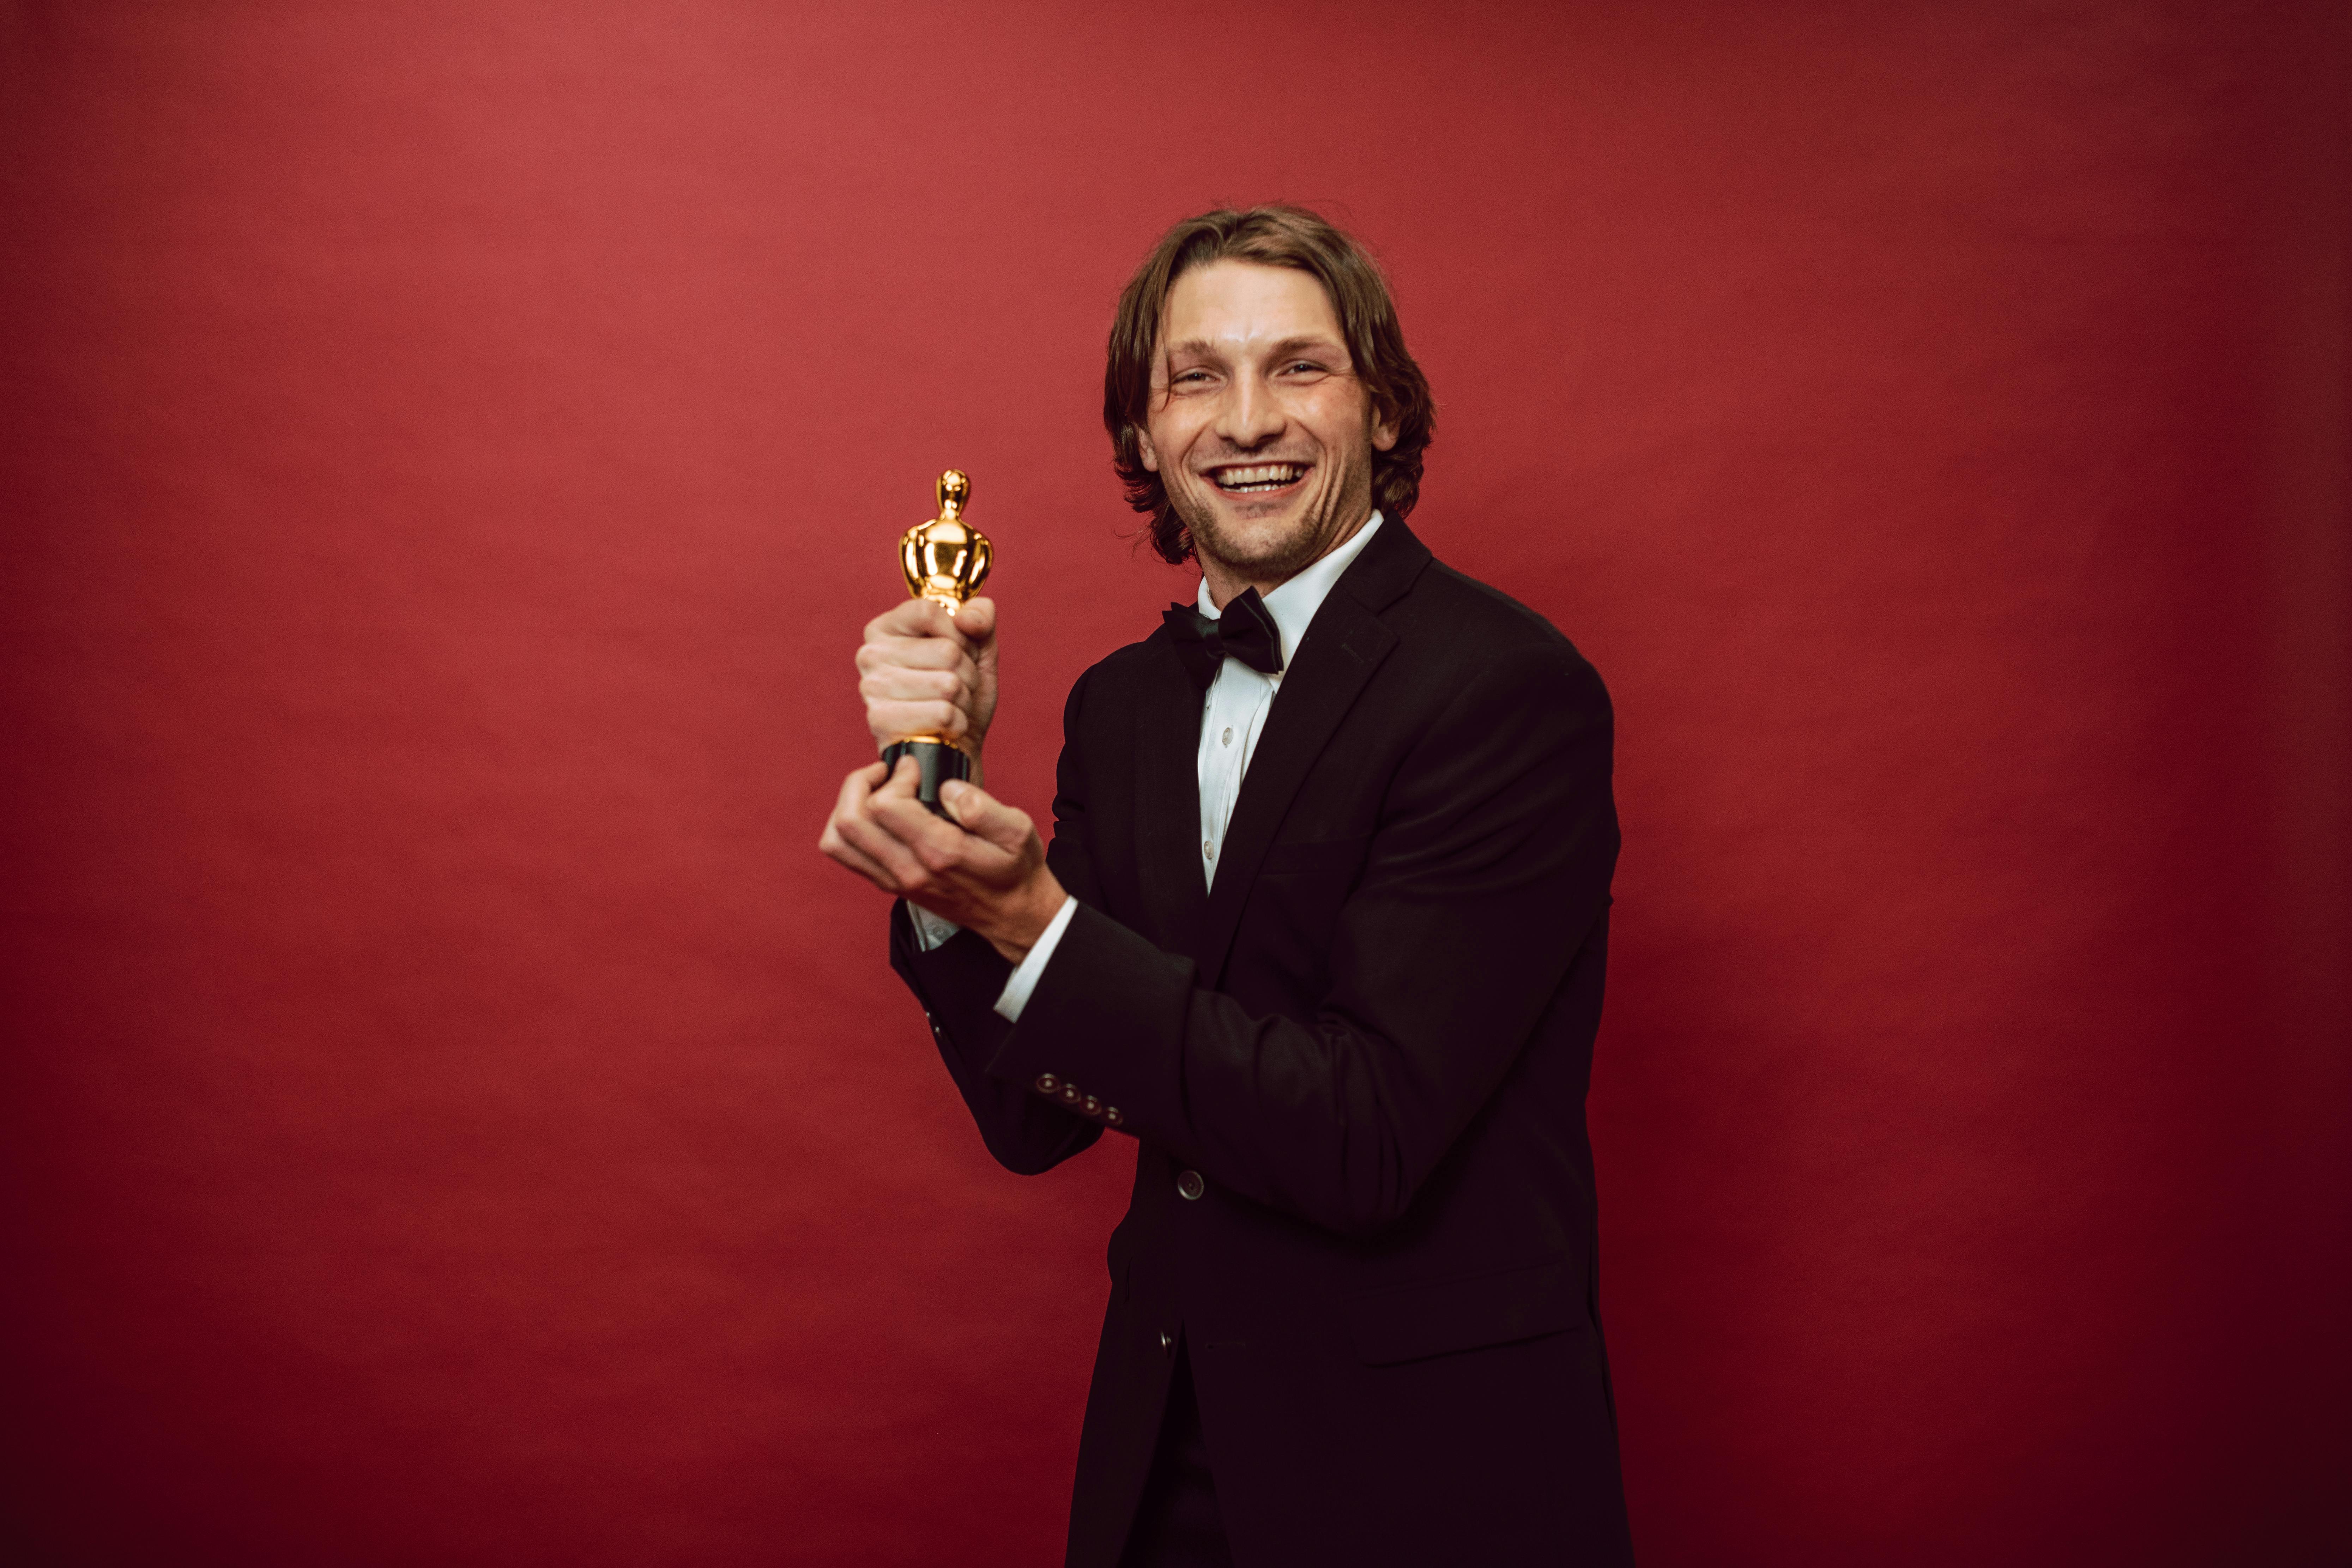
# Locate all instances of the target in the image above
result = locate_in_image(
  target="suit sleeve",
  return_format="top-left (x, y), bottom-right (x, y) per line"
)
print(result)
top-left (883, 666), bottom-right (1108, 1177)
top-left (989, 642), bottom-right (1618, 1236)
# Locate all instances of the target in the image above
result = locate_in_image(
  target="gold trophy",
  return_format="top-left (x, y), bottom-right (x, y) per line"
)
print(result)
top-left (882, 469), bottom-right (991, 816)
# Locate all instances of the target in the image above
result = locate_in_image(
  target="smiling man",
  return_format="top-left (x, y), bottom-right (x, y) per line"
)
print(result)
top-left (820, 207), bottom-right (1631, 1567)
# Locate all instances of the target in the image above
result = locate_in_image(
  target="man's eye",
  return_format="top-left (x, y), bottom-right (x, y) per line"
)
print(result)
top-left (1283, 361), bottom-right (1328, 376)
top-left (1171, 370), bottom-right (1212, 385)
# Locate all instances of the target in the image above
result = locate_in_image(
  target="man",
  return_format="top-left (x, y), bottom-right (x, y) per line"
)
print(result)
top-left (820, 206), bottom-right (1631, 1567)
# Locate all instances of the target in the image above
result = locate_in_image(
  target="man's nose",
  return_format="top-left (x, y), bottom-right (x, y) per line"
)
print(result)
top-left (1216, 373), bottom-right (1284, 449)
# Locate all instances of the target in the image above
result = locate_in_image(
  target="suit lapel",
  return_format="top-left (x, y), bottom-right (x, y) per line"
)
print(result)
top-left (1131, 631), bottom-right (1213, 966)
top-left (1195, 518), bottom-right (1432, 985)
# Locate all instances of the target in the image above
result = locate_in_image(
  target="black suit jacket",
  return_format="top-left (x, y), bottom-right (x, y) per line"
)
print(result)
top-left (890, 519), bottom-right (1633, 1567)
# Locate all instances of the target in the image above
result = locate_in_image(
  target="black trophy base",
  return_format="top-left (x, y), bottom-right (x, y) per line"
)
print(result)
top-left (880, 738), bottom-right (973, 818)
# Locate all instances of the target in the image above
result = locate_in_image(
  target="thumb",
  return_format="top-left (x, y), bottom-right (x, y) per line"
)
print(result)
top-left (939, 779), bottom-right (1025, 849)
top-left (953, 595), bottom-right (997, 643)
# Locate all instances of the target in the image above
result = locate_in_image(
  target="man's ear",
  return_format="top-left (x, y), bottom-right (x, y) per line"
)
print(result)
top-left (1134, 425), bottom-right (1161, 473)
top-left (1371, 400), bottom-right (1400, 453)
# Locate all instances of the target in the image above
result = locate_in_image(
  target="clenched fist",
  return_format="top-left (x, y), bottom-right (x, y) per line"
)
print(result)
top-left (824, 592), bottom-right (1061, 960)
top-left (856, 596), bottom-right (997, 773)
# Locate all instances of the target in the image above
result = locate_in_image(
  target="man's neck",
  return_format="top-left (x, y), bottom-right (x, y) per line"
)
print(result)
top-left (1198, 508), bottom-right (1374, 610)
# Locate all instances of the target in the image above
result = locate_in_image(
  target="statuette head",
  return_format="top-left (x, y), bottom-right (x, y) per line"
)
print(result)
top-left (936, 469), bottom-right (970, 519)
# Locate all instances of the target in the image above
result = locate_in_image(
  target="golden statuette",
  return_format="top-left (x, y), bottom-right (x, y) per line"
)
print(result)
top-left (882, 469), bottom-right (990, 816)
top-left (900, 468), bottom-right (991, 611)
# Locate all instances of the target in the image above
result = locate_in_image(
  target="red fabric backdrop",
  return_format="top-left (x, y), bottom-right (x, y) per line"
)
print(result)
top-left (3, 2), bottom-right (2345, 1563)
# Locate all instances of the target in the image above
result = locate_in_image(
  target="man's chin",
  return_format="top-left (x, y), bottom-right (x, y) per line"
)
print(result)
top-left (1192, 530), bottom-right (1323, 584)
top-left (1189, 495), bottom-right (1292, 541)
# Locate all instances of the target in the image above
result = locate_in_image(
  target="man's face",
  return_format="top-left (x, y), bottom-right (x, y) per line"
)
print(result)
top-left (1138, 260), bottom-right (1398, 588)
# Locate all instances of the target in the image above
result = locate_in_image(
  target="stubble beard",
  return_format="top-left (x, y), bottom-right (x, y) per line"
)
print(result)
top-left (1176, 457), bottom-right (1375, 587)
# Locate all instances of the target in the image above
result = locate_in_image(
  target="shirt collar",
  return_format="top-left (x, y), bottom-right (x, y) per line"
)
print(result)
top-left (1193, 510), bottom-right (1384, 668)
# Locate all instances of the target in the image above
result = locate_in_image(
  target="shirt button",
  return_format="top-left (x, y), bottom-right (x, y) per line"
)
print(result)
top-left (1177, 1170), bottom-right (1205, 1201)
top-left (1203, 840), bottom-right (1215, 860)
top-left (1222, 727), bottom-right (1233, 746)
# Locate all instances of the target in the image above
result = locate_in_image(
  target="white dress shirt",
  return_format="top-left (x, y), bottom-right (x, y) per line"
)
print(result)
top-left (911, 512), bottom-right (1386, 1023)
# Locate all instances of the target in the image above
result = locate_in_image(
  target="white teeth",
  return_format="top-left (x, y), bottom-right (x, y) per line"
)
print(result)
top-left (1211, 463), bottom-right (1305, 491)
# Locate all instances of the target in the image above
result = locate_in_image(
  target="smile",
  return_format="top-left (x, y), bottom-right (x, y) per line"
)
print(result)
top-left (1208, 462), bottom-right (1309, 494)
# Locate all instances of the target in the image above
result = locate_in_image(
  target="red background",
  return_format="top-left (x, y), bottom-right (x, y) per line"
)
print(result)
top-left (3, 2), bottom-right (2346, 1563)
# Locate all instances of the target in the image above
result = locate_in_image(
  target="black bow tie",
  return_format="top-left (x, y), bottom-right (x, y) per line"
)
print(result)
top-left (1162, 587), bottom-right (1284, 693)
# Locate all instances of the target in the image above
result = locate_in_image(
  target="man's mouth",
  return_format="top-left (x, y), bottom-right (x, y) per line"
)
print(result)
top-left (1207, 462), bottom-right (1309, 495)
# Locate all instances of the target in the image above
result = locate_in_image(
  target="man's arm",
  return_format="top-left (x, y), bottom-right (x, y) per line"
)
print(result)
top-left (820, 604), bottom-right (1099, 1174)
top-left (994, 641), bottom-right (1616, 1235)
top-left (887, 902), bottom-right (1102, 1175)
top-left (881, 670), bottom-right (1110, 1175)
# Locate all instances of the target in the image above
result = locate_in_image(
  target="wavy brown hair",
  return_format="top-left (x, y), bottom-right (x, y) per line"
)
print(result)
top-left (1105, 206), bottom-right (1435, 565)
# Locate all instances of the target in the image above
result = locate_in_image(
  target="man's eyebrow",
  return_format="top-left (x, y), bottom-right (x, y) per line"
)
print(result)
top-left (1160, 333), bottom-right (1349, 359)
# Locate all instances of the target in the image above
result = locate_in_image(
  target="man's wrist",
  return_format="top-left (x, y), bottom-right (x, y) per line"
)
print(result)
top-left (981, 870), bottom-right (1066, 964)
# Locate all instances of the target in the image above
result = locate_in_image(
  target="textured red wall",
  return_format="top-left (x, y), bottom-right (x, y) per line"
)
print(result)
top-left (3, 2), bottom-right (2345, 1563)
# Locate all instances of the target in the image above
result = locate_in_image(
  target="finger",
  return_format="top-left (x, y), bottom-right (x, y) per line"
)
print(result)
top-left (837, 759), bottom-right (889, 801)
top-left (858, 664), bottom-right (972, 705)
top-left (836, 758), bottom-right (937, 888)
top-left (867, 767), bottom-right (981, 851)
top-left (951, 596), bottom-right (997, 643)
top-left (820, 823), bottom-right (902, 889)
top-left (871, 752), bottom-right (925, 801)
top-left (866, 700), bottom-right (969, 743)
top-left (867, 783), bottom-right (1022, 885)
top-left (821, 763), bottom-right (906, 886)
top-left (936, 779), bottom-right (1034, 852)
top-left (866, 755), bottom-right (984, 858)
top-left (833, 814), bottom-right (923, 892)
top-left (867, 599), bottom-right (975, 651)
top-left (829, 760), bottom-right (890, 816)
top-left (857, 633), bottom-right (977, 677)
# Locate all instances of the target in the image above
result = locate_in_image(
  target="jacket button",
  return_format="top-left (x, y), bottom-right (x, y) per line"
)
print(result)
top-left (1159, 1331), bottom-right (1175, 1354)
top-left (1105, 1107), bottom-right (1124, 1126)
top-left (1059, 1084), bottom-right (1082, 1104)
top-left (1177, 1170), bottom-right (1205, 1201)
top-left (1034, 1073), bottom-right (1057, 1094)
top-left (1082, 1095), bottom-right (1101, 1116)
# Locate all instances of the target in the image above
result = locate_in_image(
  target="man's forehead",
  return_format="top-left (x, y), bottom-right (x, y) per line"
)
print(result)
top-left (1158, 261), bottom-right (1344, 357)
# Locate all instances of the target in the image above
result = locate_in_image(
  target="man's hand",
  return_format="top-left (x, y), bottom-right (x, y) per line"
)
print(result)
top-left (857, 596), bottom-right (998, 768)
top-left (818, 755), bottom-right (1066, 963)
